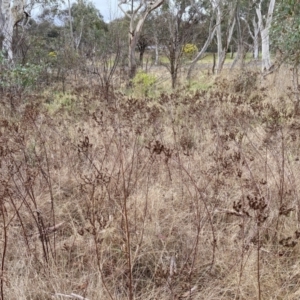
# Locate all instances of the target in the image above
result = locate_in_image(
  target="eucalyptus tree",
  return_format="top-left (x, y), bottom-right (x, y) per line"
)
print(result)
top-left (272, 0), bottom-right (300, 64)
top-left (133, 12), bottom-right (157, 68)
top-left (255, 0), bottom-right (276, 71)
top-left (25, 6), bottom-right (63, 63)
top-left (187, 0), bottom-right (217, 79)
top-left (58, 0), bottom-right (107, 53)
top-left (241, 5), bottom-right (260, 60)
top-left (212, 0), bottom-right (238, 73)
top-left (133, 10), bottom-right (163, 67)
top-left (118, 0), bottom-right (165, 80)
top-left (0, 0), bottom-right (31, 60)
top-left (230, 0), bottom-right (255, 69)
top-left (272, 0), bottom-right (300, 111)
top-left (239, 0), bottom-right (270, 62)
top-left (221, 0), bottom-right (273, 69)
top-left (108, 16), bottom-right (129, 66)
top-left (156, 0), bottom-right (205, 88)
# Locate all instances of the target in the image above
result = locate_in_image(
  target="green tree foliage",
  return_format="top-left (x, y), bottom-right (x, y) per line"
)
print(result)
top-left (25, 6), bottom-right (65, 64)
top-left (59, 0), bottom-right (108, 52)
top-left (108, 17), bottom-right (129, 65)
top-left (272, 0), bottom-right (300, 65)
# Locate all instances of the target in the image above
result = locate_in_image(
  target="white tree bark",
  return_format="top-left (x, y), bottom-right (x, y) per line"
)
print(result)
top-left (252, 17), bottom-right (259, 59)
top-left (241, 15), bottom-right (260, 59)
top-left (154, 34), bottom-right (159, 65)
top-left (187, 17), bottom-right (216, 79)
top-left (67, 0), bottom-right (74, 49)
top-left (118, 0), bottom-right (164, 80)
top-left (256, 0), bottom-right (276, 71)
top-left (215, 1), bottom-right (222, 70)
top-left (0, 0), bottom-right (26, 61)
top-left (260, 27), bottom-right (270, 69)
top-left (74, 17), bottom-right (84, 51)
top-left (212, 0), bottom-right (237, 73)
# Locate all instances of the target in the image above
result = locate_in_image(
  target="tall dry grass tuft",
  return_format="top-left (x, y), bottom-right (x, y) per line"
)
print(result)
top-left (0, 66), bottom-right (300, 299)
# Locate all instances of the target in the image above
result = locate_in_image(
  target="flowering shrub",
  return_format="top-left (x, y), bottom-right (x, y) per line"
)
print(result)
top-left (183, 43), bottom-right (198, 59)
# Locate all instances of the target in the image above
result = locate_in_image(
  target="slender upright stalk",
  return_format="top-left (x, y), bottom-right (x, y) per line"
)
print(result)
top-left (68, 0), bottom-right (74, 48)
top-left (257, 223), bottom-right (261, 300)
top-left (1, 203), bottom-right (7, 300)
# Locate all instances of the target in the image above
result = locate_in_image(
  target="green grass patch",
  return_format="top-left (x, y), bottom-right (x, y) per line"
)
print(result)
top-left (44, 91), bottom-right (77, 113)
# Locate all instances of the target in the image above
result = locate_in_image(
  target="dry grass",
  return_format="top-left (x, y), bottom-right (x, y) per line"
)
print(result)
top-left (0, 66), bottom-right (300, 300)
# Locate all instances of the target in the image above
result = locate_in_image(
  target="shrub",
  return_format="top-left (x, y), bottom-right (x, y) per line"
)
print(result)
top-left (48, 51), bottom-right (57, 58)
top-left (0, 59), bottom-right (42, 91)
top-left (132, 70), bottom-right (157, 97)
top-left (183, 43), bottom-right (198, 60)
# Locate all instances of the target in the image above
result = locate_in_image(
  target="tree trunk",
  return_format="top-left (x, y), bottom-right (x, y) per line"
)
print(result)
top-left (128, 32), bottom-right (138, 79)
top-left (241, 15), bottom-right (259, 60)
top-left (217, 50), bottom-right (227, 73)
top-left (293, 66), bottom-right (300, 114)
top-left (216, 4), bottom-right (222, 72)
top-left (212, 53), bottom-right (216, 74)
top-left (256, 0), bottom-right (276, 71)
top-left (253, 36), bottom-right (259, 59)
top-left (154, 35), bottom-right (159, 65)
top-left (186, 18), bottom-right (216, 80)
top-left (171, 71), bottom-right (177, 89)
top-left (215, 0), bottom-right (237, 73)
top-left (231, 43), bottom-right (244, 70)
top-left (74, 18), bottom-right (84, 51)
top-left (230, 45), bottom-right (234, 59)
top-left (252, 17), bottom-right (259, 59)
top-left (217, 17), bottom-right (236, 73)
top-left (170, 47), bottom-right (177, 89)
top-left (231, 8), bottom-right (244, 70)
top-left (67, 0), bottom-right (75, 50)
top-left (261, 28), bottom-right (271, 70)
top-left (0, 0), bottom-right (25, 61)
top-left (171, 65), bottom-right (177, 89)
top-left (119, 0), bottom-right (164, 81)
top-left (139, 50), bottom-right (144, 68)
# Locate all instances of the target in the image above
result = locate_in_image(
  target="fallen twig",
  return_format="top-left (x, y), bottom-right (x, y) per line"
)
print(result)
top-left (51, 292), bottom-right (90, 300)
